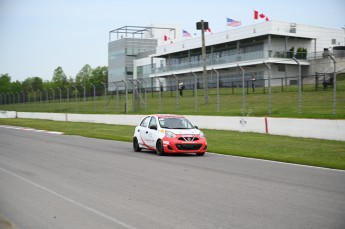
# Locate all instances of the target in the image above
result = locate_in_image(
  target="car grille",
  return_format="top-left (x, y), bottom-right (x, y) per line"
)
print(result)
top-left (175, 144), bottom-right (202, 150)
top-left (178, 137), bottom-right (199, 141)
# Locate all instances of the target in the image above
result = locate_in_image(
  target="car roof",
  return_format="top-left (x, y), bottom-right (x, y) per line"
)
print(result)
top-left (153, 114), bottom-right (185, 118)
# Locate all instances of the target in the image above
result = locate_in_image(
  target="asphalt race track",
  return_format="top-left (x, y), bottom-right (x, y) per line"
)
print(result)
top-left (1, 126), bottom-right (345, 229)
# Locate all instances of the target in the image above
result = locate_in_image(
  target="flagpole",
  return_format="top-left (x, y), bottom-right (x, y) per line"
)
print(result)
top-left (253, 9), bottom-right (255, 25)
top-left (253, 9), bottom-right (256, 33)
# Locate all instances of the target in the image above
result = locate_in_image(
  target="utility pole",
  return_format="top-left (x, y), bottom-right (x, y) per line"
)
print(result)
top-left (197, 20), bottom-right (209, 104)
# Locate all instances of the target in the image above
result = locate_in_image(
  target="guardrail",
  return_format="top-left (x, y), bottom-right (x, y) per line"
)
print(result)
top-left (1, 111), bottom-right (344, 141)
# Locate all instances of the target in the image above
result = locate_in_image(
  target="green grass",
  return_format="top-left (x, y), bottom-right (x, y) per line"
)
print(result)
top-left (1, 79), bottom-right (345, 119)
top-left (1, 118), bottom-right (344, 170)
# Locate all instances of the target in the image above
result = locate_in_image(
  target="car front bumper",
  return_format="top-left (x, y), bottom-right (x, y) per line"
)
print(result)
top-left (162, 137), bottom-right (207, 154)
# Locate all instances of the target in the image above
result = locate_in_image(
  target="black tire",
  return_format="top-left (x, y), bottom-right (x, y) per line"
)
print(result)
top-left (196, 153), bottom-right (205, 156)
top-left (156, 140), bottom-right (165, 156)
top-left (133, 137), bottom-right (142, 152)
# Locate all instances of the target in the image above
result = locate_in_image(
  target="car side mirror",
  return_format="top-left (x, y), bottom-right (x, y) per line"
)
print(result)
top-left (149, 124), bottom-right (157, 130)
top-left (194, 126), bottom-right (199, 129)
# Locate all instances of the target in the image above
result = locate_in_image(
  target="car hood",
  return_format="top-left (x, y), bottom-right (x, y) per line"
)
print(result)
top-left (167, 129), bottom-right (201, 135)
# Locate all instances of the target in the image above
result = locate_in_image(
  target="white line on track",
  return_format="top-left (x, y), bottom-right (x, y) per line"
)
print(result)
top-left (0, 166), bottom-right (136, 229)
top-left (208, 152), bottom-right (345, 172)
top-left (0, 125), bottom-right (64, 135)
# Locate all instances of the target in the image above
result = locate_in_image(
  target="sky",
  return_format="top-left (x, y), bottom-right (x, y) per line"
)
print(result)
top-left (0, 0), bottom-right (344, 82)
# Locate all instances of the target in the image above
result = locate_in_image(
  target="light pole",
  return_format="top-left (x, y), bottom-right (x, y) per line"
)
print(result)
top-left (196, 20), bottom-right (209, 104)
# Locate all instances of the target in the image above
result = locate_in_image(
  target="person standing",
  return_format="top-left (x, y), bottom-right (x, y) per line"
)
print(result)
top-left (178, 82), bottom-right (184, 96)
top-left (251, 75), bottom-right (256, 92)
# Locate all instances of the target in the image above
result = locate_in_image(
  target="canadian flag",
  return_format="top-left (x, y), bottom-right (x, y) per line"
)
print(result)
top-left (205, 27), bottom-right (212, 33)
top-left (164, 35), bottom-right (170, 41)
top-left (164, 35), bottom-right (173, 43)
top-left (254, 10), bottom-right (269, 21)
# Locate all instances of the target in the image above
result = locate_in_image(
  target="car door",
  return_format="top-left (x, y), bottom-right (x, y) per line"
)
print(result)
top-left (137, 116), bottom-right (151, 147)
top-left (146, 116), bottom-right (159, 149)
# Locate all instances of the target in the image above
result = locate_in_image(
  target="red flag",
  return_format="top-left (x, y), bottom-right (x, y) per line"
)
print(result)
top-left (164, 35), bottom-right (173, 43)
top-left (205, 28), bottom-right (212, 33)
top-left (254, 10), bottom-right (269, 21)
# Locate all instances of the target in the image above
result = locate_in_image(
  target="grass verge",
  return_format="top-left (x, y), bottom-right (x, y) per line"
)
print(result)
top-left (1, 118), bottom-right (344, 170)
top-left (1, 77), bottom-right (345, 119)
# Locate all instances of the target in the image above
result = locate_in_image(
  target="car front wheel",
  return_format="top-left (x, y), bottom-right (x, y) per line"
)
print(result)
top-left (156, 140), bottom-right (165, 156)
top-left (133, 137), bottom-right (142, 152)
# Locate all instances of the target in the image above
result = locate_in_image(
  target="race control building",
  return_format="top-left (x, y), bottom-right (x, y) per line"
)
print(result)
top-left (108, 21), bottom-right (345, 90)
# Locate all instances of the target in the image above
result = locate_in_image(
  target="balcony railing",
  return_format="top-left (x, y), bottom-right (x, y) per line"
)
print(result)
top-left (153, 50), bottom-right (309, 75)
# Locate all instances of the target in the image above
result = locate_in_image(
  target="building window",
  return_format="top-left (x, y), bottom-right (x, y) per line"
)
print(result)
top-left (277, 64), bottom-right (285, 72)
top-left (332, 39), bottom-right (336, 45)
top-left (126, 67), bottom-right (133, 75)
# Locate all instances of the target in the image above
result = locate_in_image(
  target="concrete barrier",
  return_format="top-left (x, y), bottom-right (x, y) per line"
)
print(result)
top-left (0, 111), bottom-right (17, 118)
top-left (267, 117), bottom-right (345, 141)
top-left (1, 111), bottom-right (344, 141)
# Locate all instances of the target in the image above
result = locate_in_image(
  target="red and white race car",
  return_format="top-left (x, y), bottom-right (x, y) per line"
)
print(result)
top-left (133, 114), bottom-right (207, 156)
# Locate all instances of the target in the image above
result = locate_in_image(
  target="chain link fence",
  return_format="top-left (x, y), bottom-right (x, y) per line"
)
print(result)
top-left (1, 59), bottom-right (344, 117)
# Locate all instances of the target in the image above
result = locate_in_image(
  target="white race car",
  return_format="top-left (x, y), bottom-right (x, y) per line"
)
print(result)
top-left (133, 114), bottom-right (207, 156)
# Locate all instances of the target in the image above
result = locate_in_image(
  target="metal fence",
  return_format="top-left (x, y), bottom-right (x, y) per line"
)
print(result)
top-left (1, 61), bottom-right (344, 117)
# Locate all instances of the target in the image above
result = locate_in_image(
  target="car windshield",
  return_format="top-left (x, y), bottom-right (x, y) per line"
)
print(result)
top-left (158, 117), bottom-right (194, 129)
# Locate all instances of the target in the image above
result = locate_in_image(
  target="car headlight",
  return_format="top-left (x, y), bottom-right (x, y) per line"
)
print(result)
top-left (199, 131), bottom-right (205, 138)
top-left (165, 130), bottom-right (176, 138)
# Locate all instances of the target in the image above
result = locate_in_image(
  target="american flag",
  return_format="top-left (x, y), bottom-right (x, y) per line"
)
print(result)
top-left (227, 18), bottom-right (242, 27)
top-left (183, 30), bottom-right (192, 37)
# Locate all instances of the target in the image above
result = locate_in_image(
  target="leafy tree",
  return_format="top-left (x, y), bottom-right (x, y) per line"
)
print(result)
top-left (22, 77), bottom-right (43, 91)
top-left (0, 73), bottom-right (12, 93)
top-left (52, 66), bottom-right (67, 88)
top-left (296, 47), bottom-right (307, 59)
top-left (11, 80), bottom-right (23, 93)
top-left (76, 64), bottom-right (92, 86)
top-left (91, 66), bottom-right (108, 92)
top-left (288, 47), bottom-right (294, 58)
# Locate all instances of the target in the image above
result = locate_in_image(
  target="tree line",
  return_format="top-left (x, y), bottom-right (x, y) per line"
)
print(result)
top-left (0, 65), bottom-right (108, 96)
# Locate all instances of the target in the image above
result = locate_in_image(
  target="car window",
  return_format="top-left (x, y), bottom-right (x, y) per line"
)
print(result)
top-left (149, 116), bottom-right (157, 128)
top-left (159, 117), bottom-right (193, 129)
top-left (140, 116), bottom-right (151, 127)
